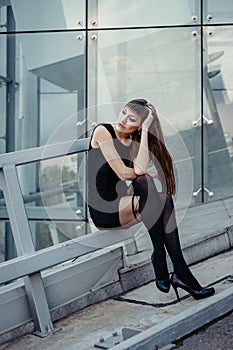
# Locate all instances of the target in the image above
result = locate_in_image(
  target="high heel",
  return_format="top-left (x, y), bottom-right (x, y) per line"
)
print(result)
top-left (151, 253), bottom-right (170, 293)
top-left (170, 273), bottom-right (215, 301)
top-left (171, 281), bottom-right (181, 302)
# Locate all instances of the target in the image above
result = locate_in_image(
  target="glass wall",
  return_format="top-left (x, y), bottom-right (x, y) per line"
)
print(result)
top-left (203, 25), bottom-right (233, 200)
top-left (0, 0), bottom-right (233, 261)
top-left (0, 1), bottom-right (86, 260)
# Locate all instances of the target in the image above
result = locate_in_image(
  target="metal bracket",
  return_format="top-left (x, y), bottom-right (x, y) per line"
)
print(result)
top-left (208, 70), bottom-right (220, 79)
top-left (193, 187), bottom-right (214, 198)
top-left (192, 115), bottom-right (214, 127)
top-left (94, 328), bottom-right (141, 349)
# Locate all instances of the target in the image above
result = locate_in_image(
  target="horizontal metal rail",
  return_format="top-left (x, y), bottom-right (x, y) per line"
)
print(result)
top-left (0, 138), bottom-right (90, 167)
top-left (0, 206), bottom-right (85, 221)
top-left (0, 227), bottom-right (136, 285)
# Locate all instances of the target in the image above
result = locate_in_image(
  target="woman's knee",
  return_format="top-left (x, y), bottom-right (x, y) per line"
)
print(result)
top-left (165, 193), bottom-right (173, 205)
top-left (132, 174), bottom-right (159, 208)
top-left (133, 173), bottom-right (154, 188)
top-left (160, 193), bottom-right (174, 210)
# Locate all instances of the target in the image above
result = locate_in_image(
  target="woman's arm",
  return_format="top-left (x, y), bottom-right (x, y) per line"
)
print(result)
top-left (133, 110), bottom-right (154, 175)
top-left (92, 125), bottom-right (137, 181)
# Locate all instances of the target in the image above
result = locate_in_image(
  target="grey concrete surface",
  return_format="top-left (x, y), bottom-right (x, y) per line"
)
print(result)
top-left (0, 197), bottom-right (233, 349)
top-left (0, 251), bottom-right (232, 350)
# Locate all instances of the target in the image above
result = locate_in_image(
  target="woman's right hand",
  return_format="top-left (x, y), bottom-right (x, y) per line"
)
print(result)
top-left (141, 108), bottom-right (154, 131)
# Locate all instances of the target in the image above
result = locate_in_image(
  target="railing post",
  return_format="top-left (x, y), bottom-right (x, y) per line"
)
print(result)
top-left (0, 165), bottom-right (55, 336)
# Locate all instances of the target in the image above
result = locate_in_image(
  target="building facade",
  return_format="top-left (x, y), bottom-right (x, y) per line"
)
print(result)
top-left (0, 0), bottom-right (233, 260)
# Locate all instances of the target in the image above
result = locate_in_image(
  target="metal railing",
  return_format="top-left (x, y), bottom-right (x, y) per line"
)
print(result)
top-left (0, 138), bottom-right (138, 337)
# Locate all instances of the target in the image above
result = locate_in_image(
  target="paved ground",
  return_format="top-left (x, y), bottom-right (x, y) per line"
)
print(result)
top-left (0, 250), bottom-right (232, 350)
top-left (174, 309), bottom-right (233, 349)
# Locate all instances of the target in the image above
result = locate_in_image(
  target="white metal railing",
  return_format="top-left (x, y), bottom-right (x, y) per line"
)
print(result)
top-left (0, 138), bottom-right (138, 338)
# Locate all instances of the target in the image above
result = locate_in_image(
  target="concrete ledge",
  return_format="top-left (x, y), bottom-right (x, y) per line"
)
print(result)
top-left (227, 225), bottom-right (233, 247)
top-left (119, 261), bottom-right (155, 292)
top-left (183, 227), bottom-right (233, 265)
top-left (111, 285), bottom-right (233, 350)
top-left (0, 322), bottom-right (34, 346)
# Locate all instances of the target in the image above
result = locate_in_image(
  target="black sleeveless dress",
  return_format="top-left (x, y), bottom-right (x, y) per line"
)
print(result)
top-left (88, 123), bottom-right (133, 229)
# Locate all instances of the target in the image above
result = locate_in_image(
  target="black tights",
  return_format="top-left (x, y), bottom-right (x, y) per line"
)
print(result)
top-left (132, 174), bottom-right (201, 290)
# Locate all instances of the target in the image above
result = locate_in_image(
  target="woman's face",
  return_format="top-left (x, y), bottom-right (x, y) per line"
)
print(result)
top-left (116, 107), bottom-right (142, 134)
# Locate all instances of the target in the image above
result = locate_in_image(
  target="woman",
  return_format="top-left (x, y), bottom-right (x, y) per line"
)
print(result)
top-left (87, 98), bottom-right (215, 301)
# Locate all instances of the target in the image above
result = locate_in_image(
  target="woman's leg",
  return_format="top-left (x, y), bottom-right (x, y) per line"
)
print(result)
top-left (119, 175), bottom-right (214, 298)
top-left (130, 174), bottom-right (169, 283)
top-left (158, 193), bottom-right (201, 290)
top-left (118, 195), bottom-right (140, 227)
top-left (159, 193), bottom-right (215, 299)
top-left (129, 175), bottom-right (202, 290)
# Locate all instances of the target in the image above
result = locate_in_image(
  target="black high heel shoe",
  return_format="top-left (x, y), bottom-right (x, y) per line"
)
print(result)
top-left (170, 273), bottom-right (215, 301)
top-left (151, 253), bottom-right (170, 293)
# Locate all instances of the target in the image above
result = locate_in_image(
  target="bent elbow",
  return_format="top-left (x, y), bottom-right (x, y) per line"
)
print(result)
top-left (134, 167), bottom-right (146, 176)
top-left (118, 169), bottom-right (136, 181)
top-left (118, 173), bottom-right (127, 181)
top-left (119, 172), bottom-right (132, 180)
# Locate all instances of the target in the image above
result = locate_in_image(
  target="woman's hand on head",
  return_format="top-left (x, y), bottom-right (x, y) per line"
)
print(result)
top-left (141, 108), bottom-right (154, 131)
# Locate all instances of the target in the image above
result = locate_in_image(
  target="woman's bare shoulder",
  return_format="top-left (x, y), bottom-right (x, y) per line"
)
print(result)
top-left (91, 124), bottom-right (113, 147)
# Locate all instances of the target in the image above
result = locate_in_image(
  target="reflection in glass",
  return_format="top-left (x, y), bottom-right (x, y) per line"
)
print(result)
top-left (10, 0), bottom-right (85, 31)
top-left (0, 32), bottom-right (6, 149)
top-left (40, 80), bottom-right (83, 146)
top-left (0, 26), bottom-right (86, 258)
top-left (204, 26), bottom-right (233, 199)
top-left (204, 0), bottom-right (233, 24)
top-left (0, 83), bottom-right (6, 153)
top-left (89, 0), bottom-right (200, 28)
top-left (29, 221), bottom-right (87, 251)
top-left (0, 31), bottom-right (85, 151)
top-left (16, 154), bottom-right (86, 250)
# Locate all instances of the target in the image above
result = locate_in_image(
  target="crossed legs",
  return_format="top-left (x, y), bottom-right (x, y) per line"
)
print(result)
top-left (119, 174), bottom-right (201, 289)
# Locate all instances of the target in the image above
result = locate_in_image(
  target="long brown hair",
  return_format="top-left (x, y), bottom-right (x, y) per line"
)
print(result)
top-left (125, 99), bottom-right (176, 195)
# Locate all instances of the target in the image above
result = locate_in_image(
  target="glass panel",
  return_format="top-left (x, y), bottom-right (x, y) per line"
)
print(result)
top-left (0, 140), bottom-right (5, 153)
top-left (89, 0), bottom-right (200, 28)
top-left (0, 83), bottom-right (6, 147)
top-left (10, 0), bottom-right (85, 31)
top-left (29, 221), bottom-right (87, 251)
top-left (0, 21), bottom-right (6, 153)
top-left (40, 80), bottom-right (84, 146)
top-left (17, 154), bottom-right (87, 250)
top-left (88, 27), bottom-right (201, 210)
top-left (0, 31), bottom-right (85, 151)
top-left (204, 0), bottom-right (233, 25)
top-left (204, 26), bottom-right (233, 200)
top-left (0, 2), bottom-right (7, 33)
